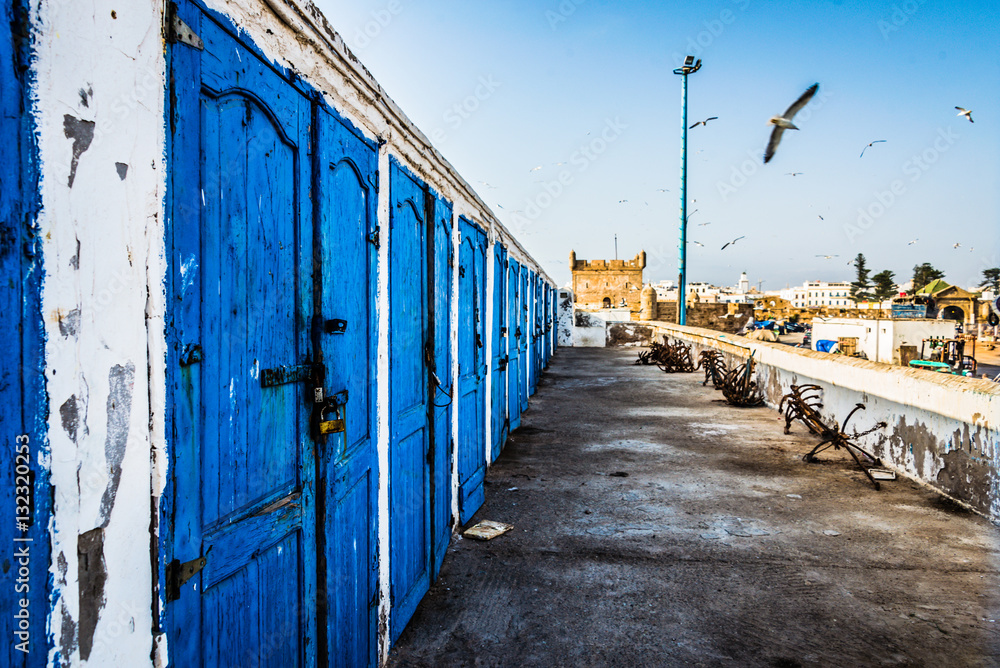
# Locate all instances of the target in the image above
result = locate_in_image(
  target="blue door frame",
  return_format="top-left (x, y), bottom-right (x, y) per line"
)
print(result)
top-left (490, 243), bottom-right (509, 461)
top-left (165, 4), bottom-right (318, 664)
top-left (0, 2), bottom-right (49, 664)
top-left (457, 217), bottom-right (487, 523)
top-left (518, 267), bottom-right (529, 414)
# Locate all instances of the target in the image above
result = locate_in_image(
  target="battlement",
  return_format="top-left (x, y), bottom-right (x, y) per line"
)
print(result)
top-left (569, 250), bottom-right (646, 271)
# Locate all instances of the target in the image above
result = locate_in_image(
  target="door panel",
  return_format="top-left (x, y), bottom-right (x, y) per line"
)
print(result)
top-left (389, 160), bottom-right (431, 642)
top-left (315, 107), bottom-right (378, 668)
top-left (430, 195), bottom-right (454, 577)
top-left (167, 5), bottom-right (316, 665)
top-left (457, 218), bottom-right (487, 523)
top-left (490, 244), bottom-right (508, 461)
top-left (507, 260), bottom-right (522, 431)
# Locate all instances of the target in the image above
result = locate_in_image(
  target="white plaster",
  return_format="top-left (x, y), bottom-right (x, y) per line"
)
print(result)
top-left (375, 139), bottom-right (392, 664)
top-left (32, 0), bottom-right (166, 665)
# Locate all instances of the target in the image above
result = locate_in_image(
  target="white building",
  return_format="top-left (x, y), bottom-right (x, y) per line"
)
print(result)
top-left (812, 318), bottom-right (959, 363)
top-left (780, 281), bottom-right (853, 308)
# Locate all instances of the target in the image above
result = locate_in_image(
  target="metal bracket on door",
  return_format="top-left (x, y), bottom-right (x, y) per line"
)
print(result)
top-left (165, 555), bottom-right (207, 602)
top-left (167, 5), bottom-right (204, 50)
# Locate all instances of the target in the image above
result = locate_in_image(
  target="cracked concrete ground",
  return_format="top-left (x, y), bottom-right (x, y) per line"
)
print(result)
top-left (387, 347), bottom-right (1000, 667)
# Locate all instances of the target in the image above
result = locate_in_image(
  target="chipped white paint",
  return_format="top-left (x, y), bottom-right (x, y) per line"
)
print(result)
top-left (31, 0), bottom-right (166, 665)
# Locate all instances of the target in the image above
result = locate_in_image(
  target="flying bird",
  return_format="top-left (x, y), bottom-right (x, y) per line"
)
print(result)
top-left (688, 240), bottom-right (704, 247)
top-left (478, 181), bottom-right (497, 189)
top-left (953, 243), bottom-right (961, 249)
top-left (955, 106), bottom-right (974, 123)
top-left (655, 188), bottom-right (670, 192)
top-left (721, 236), bottom-right (745, 250)
top-left (697, 221), bottom-right (712, 226)
top-left (816, 254), bottom-right (839, 259)
top-left (764, 83), bottom-right (820, 164)
top-left (529, 165), bottom-right (542, 172)
top-left (908, 238), bottom-right (918, 245)
top-left (817, 215), bottom-right (824, 220)
top-left (618, 199), bottom-right (629, 204)
top-left (689, 116), bottom-right (718, 128)
top-left (785, 172), bottom-right (804, 177)
top-left (859, 140), bottom-right (887, 158)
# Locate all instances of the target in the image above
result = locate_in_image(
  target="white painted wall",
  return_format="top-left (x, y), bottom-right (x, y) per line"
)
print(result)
top-left (814, 318), bottom-right (958, 363)
top-left (32, 0), bottom-right (166, 665)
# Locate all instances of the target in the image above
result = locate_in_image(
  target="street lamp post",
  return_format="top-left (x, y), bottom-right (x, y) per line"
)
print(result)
top-left (673, 55), bottom-right (701, 326)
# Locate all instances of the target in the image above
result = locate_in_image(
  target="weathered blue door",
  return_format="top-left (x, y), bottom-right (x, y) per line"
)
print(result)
top-left (315, 106), bottom-right (378, 668)
top-left (518, 266), bottom-right (530, 414)
top-left (166, 5), bottom-right (317, 664)
top-left (457, 218), bottom-right (487, 523)
top-left (490, 243), bottom-right (508, 461)
top-left (507, 259), bottom-right (522, 431)
top-left (527, 270), bottom-right (539, 396)
top-left (0, 4), bottom-right (48, 665)
top-left (389, 159), bottom-right (432, 641)
top-left (430, 194), bottom-right (454, 577)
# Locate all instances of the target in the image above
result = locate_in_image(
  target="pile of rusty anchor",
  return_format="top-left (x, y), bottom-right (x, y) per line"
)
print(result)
top-left (697, 350), bottom-right (728, 389)
top-left (719, 354), bottom-right (765, 407)
top-left (779, 384), bottom-right (888, 489)
top-left (635, 339), bottom-right (695, 373)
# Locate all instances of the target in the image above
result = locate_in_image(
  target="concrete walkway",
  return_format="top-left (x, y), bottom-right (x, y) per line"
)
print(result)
top-left (388, 348), bottom-right (1000, 667)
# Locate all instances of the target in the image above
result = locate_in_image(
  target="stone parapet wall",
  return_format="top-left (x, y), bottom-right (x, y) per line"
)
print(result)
top-left (615, 320), bottom-right (1000, 522)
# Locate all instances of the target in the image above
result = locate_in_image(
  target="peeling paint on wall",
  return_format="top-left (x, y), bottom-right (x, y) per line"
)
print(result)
top-left (62, 114), bottom-right (95, 188)
top-left (77, 527), bottom-right (107, 661)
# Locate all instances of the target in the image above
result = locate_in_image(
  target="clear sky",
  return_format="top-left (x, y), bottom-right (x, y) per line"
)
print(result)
top-left (314, 0), bottom-right (999, 292)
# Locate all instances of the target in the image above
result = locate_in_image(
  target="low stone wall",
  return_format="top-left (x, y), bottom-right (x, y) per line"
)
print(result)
top-left (615, 321), bottom-right (1000, 522)
top-left (653, 302), bottom-right (752, 334)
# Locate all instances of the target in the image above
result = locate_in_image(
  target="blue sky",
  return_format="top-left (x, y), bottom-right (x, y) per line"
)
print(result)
top-left (314, 0), bottom-right (999, 291)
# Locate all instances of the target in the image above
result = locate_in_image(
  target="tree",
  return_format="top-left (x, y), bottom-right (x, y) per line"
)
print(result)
top-left (871, 270), bottom-right (897, 302)
top-left (849, 253), bottom-right (872, 302)
top-left (979, 267), bottom-right (1000, 294)
top-left (911, 263), bottom-right (944, 292)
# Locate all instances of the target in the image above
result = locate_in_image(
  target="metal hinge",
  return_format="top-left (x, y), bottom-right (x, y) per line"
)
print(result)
top-left (368, 170), bottom-right (380, 193)
top-left (168, 5), bottom-right (204, 50)
top-left (165, 555), bottom-right (207, 602)
top-left (367, 226), bottom-right (380, 249)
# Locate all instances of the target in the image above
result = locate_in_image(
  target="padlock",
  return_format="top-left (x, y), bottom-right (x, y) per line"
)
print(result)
top-left (317, 403), bottom-right (345, 435)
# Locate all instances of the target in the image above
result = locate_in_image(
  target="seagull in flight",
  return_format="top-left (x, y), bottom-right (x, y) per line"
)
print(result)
top-left (618, 199), bottom-right (629, 204)
top-left (953, 243), bottom-right (961, 249)
top-left (785, 172), bottom-right (804, 177)
top-left (689, 116), bottom-right (718, 129)
top-left (688, 240), bottom-right (704, 247)
top-left (859, 140), bottom-right (887, 158)
top-left (817, 215), bottom-right (824, 220)
top-left (529, 165), bottom-right (542, 172)
top-left (955, 106), bottom-right (974, 123)
top-left (697, 221), bottom-right (712, 226)
top-left (655, 188), bottom-right (670, 192)
top-left (721, 236), bottom-right (745, 250)
top-left (764, 83), bottom-right (820, 164)
top-left (815, 254), bottom-right (839, 259)
top-left (908, 238), bottom-right (918, 245)
top-left (478, 181), bottom-right (497, 189)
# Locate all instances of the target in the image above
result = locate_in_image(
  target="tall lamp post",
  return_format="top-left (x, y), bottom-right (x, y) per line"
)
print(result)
top-left (673, 55), bottom-right (701, 326)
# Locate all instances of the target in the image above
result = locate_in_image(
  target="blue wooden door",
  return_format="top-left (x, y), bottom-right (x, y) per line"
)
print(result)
top-left (166, 5), bottom-right (317, 665)
top-left (507, 259), bottom-right (522, 431)
top-left (527, 270), bottom-right (539, 396)
top-left (430, 194), bottom-right (453, 577)
top-left (389, 160), bottom-right (432, 641)
top-left (457, 218), bottom-right (487, 523)
top-left (518, 266), bottom-right (530, 414)
top-left (315, 106), bottom-right (378, 668)
top-left (490, 244), bottom-right (509, 461)
top-left (0, 4), bottom-right (48, 665)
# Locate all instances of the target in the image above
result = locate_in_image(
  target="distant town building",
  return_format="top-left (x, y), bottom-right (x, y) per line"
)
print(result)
top-left (778, 281), bottom-right (852, 308)
top-left (569, 250), bottom-right (646, 310)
